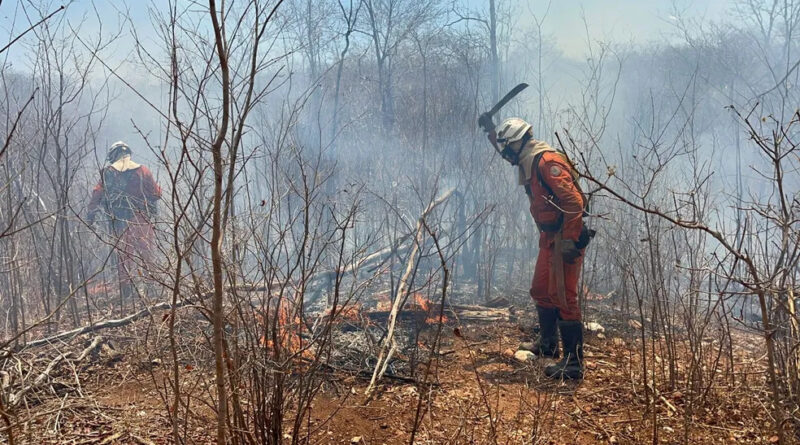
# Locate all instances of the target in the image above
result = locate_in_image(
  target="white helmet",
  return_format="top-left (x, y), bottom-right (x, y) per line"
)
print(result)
top-left (495, 117), bottom-right (531, 145)
top-left (494, 118), bottom-right (531, 164)
top-left (107, 141), bottom-right (131, 163)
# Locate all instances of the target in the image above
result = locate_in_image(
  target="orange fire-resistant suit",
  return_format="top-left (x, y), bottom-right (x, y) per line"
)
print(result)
top-left (87, 164), bottom-right (161, 287)
top-left (522, 142), bottom-right (585, 321)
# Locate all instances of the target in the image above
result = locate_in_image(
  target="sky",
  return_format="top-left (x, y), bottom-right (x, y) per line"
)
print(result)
top-left (0, 0), bottom-right (738, 154)
top-left (538, 0), bottom-right (731, 58)
top-left (2, 0), bottom-right (736, 66)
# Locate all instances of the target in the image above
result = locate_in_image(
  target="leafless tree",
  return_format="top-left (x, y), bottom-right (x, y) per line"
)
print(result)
top-left (360, 0), bottom-right (441, 131)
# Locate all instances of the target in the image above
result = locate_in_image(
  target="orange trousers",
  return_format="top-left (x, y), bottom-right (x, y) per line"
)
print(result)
top-left (529, 237), bottom-right (583, 321)
top-left (111, 213), bottom-right (156, 286)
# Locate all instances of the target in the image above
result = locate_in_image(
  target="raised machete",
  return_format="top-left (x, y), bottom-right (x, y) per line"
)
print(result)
top-left (478, 82), bottom-right (529, 132)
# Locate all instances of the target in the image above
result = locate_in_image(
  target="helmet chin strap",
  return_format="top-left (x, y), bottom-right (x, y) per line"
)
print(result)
top-left (107, 146), bottom-right (131, 164)
top-left (500, 145), bottom-right (520, 165)
top-left (500, 133), bottom-right (532, 166)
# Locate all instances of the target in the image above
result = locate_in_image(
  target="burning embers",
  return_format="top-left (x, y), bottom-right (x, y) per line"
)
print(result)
top-left (254, 291), bottom-right (450, 362)
top-left (371, 291), bottom-right (449, 325)
top-left (323, 303), bottom-right (363, 323)
top-left (411, 293), bottom-right (448, 325)
top-left (323, 292), bottom-right (450, 328)
top-left (257, 299), bottom-right (303, 356)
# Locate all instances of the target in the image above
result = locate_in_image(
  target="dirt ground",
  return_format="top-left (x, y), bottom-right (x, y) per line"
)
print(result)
top-left (4, 300), bottom-right (782, 445)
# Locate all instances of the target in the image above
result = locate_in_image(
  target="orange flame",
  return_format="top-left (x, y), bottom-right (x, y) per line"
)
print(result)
top-left (425, 314), bottom-right (448, 325)
top-left (414, 293), bottom-right (430, 311)
top-left (413, 294), bottom-right (448, 325)
top-left (258, 300), bottom-right (304, 356)
top-left (323, 303), bottom-right (362, 322)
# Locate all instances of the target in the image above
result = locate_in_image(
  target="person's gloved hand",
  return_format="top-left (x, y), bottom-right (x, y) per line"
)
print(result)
top-left (478, 112), bottom-right (494, 133)
top-left (561, 239), bottom-right (581, 264)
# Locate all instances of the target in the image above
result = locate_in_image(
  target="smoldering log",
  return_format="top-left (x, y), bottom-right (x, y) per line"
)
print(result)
top-left (362, 305), bottom-right (508, 323)
top-left (365, 189), bottom-right (455, 396)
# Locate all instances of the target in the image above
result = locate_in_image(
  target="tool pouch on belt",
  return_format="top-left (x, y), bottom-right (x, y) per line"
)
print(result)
top-left (536, 214), bottom-right (563, 233)
top-left (539, 219), bottom-right (595, 249)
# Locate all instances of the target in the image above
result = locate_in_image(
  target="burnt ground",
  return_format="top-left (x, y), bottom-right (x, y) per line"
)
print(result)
top-left (2, 297), bottom-right (781, 445)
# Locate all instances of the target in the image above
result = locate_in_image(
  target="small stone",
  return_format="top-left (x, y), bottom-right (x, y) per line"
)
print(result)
top-left (586, 321), bottom-right (605, 333)
top-left (502, 348), bottom-right (515, 358)
top-left (514, 350), bottom-right (536, 362)
top-left (663, 426), bottom-right (674, 433)
top-left (351, 436), bottom-right (363, 444)
top-left (597, 333), bottom-right (606, 339)
top-left (403, 386), bottom-right (418, 397)
top-left (628, 319), bottom-right (643, 329)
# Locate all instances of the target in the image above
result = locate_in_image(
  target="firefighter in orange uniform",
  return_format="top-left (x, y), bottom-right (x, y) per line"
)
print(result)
top-left (87, 141), bottom-right (162, 302)
top-left (488, 117), bottom-right (589, 380)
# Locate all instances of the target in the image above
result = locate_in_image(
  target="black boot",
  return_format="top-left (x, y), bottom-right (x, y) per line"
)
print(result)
top-left (545, 320), bottom-right (584, 380)
top-left (520, 306), bottom-right (559, 358)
